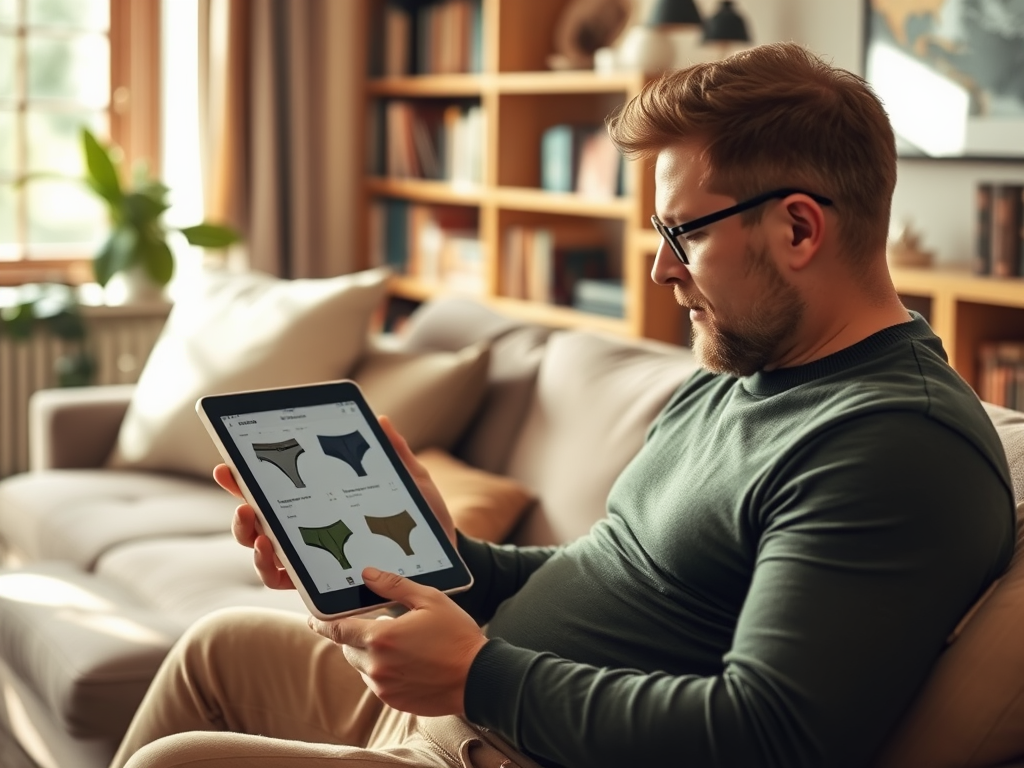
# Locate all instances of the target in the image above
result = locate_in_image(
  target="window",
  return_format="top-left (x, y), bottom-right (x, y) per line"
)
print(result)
top-left (0, 0), bottom-right (159, 285)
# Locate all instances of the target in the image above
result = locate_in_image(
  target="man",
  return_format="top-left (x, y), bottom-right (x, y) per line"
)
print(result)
top-left (110, 42), bottom-right (1015, 768)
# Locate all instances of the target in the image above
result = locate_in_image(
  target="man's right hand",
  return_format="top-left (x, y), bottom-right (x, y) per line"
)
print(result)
top-left (214, 414), bottom-right (458, 592)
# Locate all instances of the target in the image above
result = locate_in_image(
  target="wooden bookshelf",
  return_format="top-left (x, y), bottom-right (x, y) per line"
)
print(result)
top-left (360, 0), bottom-right (679, 343)
top-left (890, 266), bottom-right (1024, 392)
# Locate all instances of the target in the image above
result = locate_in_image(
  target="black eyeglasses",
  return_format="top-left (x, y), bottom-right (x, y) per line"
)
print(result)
top-left (651, 188), bottom-right (834, 265)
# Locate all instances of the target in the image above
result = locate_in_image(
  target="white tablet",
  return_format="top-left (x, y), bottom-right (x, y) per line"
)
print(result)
top-left (195, 380), bottom-right (473, 619)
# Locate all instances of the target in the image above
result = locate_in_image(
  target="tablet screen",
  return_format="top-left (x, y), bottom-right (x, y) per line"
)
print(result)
top-left (221, 400), bottom-right (453, 594)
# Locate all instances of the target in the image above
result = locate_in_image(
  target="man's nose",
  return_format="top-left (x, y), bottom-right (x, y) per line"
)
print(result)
top-left (651, 241), bottom-right (690, 285)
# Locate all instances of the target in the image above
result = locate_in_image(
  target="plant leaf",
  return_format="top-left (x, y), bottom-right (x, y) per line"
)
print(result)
top-left (123, 191), bottom-right (168, 226)
top-left (45, 310), bottom-right (87, 341)
top-left (137, 236), bottom-right (175, 285)
top-left (179, 223), bottom-right (241, 248)
top-left (81, 127), bottom-right (123, 207)
top-left (93, 227), bottom-right (138, 286)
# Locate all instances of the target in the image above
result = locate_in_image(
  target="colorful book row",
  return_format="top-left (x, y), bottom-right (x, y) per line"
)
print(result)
top-left (369, 0), bottom-right (483, 77)
top-left (979, 341), bottom-right (1024, 411)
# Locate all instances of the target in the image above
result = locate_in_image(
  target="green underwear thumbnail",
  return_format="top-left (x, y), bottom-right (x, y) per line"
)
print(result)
top-left (299, 519), bottom-right (354, 570)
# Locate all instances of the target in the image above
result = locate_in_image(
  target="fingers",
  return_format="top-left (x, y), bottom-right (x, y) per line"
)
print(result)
top-left (361, 567), bottom-right (434, 610)
top-left (230, 504), bottom-right (262, 548)
top-left (253, 536), bottom-right (295, 590)
top-left (213, 464), bottom-right (243, 498)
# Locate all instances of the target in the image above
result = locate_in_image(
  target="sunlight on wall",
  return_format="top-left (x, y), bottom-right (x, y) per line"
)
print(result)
top-left (161, 0), bottom-right (204, 302)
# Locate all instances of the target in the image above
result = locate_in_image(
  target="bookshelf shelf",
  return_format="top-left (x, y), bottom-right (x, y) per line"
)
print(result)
top-left (495, 71), bottom-right (642, 95)
top-left (367, 177), bottom-right (486, 206)
top-left (890, 266), bottom-right (1024, 393)
top-left (493, 187), bottom-right (631, 218)
top-left (367, 74), bottom-right (484, 97)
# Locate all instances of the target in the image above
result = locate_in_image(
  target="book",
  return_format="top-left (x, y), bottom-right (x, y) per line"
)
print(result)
top-left (575, 127), bottom-right (622, 199)
top-left (976, 182), bottom-right (993, 275)
top-left (992, 184), bottom-right (1024, 278)
top-left (540, 124), bottom-right (586, 193)
top-left (574, 278), bottom-right (625, 317)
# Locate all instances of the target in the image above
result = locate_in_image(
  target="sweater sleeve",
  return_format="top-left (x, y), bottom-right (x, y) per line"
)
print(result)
top-left (451, 531), bottom-right (560, 625)
top-left (463, 413), bottom-right (1014, 768)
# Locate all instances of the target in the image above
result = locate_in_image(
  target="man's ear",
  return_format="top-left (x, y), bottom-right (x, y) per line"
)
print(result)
top-left (781, 197), bottom-right (826, 271)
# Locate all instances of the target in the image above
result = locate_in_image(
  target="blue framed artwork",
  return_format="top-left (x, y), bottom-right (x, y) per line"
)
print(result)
top-left (863, 0), bottom-right (1024, 159)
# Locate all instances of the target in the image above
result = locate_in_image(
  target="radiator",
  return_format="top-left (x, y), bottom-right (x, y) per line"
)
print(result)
top-left (0, 304), bottom-right (169, 479)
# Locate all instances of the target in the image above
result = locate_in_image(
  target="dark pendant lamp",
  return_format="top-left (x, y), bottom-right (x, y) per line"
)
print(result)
top-left (645, 0), bottom-right (703, 28)
top-left (702, 1), bottom-right (750, 43)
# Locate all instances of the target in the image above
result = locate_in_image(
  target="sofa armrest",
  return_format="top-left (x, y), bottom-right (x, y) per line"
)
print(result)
top-left (29, 385), bottom-right (135, 471)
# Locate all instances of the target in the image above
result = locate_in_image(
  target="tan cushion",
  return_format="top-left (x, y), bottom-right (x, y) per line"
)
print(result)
top-left (416, 448), bottom-right (535, 543)
top-left (106, 268), bottom-right (390, 479)
top-left (351, 340), bottom-right (490, 453)
top-left (873, 501), bottom-right (1024, 768)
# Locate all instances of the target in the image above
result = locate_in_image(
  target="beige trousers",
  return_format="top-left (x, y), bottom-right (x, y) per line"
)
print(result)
top-left (110, 608), bottom-right (542, 768)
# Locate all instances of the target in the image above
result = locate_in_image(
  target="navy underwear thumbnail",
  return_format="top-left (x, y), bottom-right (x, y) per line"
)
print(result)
top-left (318, 431), bottom-right (371, 476)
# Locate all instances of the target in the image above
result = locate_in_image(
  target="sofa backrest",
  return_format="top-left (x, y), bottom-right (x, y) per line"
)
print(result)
top-left (394, 297), bottom-right (700, 546)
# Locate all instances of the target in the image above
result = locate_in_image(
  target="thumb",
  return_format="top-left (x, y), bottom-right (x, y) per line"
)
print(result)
top-left (362, 567), bottom-right (433, 610)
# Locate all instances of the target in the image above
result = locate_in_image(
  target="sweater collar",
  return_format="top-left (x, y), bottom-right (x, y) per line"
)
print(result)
top-left (740, 312), bottom-right (936, 397)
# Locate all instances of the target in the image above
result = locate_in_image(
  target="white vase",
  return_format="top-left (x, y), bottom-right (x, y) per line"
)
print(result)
top-left (104, 265), bottom-right (168, 305)
top-left (616, 25), bottom-right (678, 75)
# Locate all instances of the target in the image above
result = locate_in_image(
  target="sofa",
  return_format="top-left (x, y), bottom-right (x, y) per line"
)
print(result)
top-left (1, 280), bottom-right (1024, 768)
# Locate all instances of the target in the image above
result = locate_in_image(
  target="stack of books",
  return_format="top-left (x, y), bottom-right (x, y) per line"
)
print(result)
top-left (979, 341), bottom-right (1024, 410)
top-left (502, 225), bottom-right (609, 307)
top-left (975, 183), bottom-right (1024, 277)
top-left (370, 100), bottom-right (484, 184)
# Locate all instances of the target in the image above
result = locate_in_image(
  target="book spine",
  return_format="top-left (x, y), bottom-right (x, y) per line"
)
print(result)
top-left (992, 184), bottom-right (1024, 278)
top-left (976, 182), bottom-right (993, 275)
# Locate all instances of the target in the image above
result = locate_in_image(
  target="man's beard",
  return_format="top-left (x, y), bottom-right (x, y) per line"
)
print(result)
top-left (680, 245), bottom-right (805, 377)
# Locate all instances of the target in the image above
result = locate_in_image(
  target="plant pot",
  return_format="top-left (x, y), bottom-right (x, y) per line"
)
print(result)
top-left (103, 265), bottom-right (168, 305)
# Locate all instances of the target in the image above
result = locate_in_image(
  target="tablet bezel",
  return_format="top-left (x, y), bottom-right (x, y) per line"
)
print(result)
top-left (196, 379), bottom-right (473, 617)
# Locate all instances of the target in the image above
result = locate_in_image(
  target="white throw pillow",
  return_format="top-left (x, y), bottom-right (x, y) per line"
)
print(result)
top-left (107, 267), bottom-right (390, 479)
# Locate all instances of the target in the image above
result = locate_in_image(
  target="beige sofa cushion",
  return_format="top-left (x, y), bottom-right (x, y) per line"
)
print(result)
top-left (417, 448), bottom-right (535, 543)
top-left (106, 268), bottom-right (390, 479)
top-left (505, 330), bottom-right (700, 546)
top-left (872, 500), bottom-right (1024, 768)
top-left (351, 341), bottom-right (490, 452)
top-left (0, 470), bottom-right (232, 569)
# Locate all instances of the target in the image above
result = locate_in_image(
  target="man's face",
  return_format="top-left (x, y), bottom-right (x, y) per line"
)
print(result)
top-left (653, 143), bottom-right (805, 377)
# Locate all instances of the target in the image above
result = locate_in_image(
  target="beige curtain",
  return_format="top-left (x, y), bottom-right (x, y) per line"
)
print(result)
top-left (198, 0), bottom-right (363, 278)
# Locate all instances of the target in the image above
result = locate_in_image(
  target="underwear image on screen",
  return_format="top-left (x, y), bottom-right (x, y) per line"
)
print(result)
top-left (299, 519), bottom-right (354, 570)
top-left (318, 431), bottom-right (371, 476)
top-left (365, 510), bottom-right (417, 556)
top-left (253, 438), bottom-right (306, 488)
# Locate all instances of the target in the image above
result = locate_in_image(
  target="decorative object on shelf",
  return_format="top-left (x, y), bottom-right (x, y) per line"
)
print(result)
top-left (863, 0), bottom-right (1024, 159)
top-left (615, 0), bottom-right (704, 75)
top-left (0, 283), bottom-right (94, 386)
top-left (548, 0), bottom-right (632, 71)
top-left (886, 220), bottom-right (934, 268)
top-left (77, 128), bottom-right (241, 302)
top-left (702, 0), bottom-right (751, 56)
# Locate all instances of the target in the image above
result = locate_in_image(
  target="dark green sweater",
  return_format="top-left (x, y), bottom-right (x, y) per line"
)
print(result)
top-left (456, 315), bottom-right (1015, 768)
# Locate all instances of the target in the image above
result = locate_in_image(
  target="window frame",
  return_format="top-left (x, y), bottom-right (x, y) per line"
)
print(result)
top-left (0, 0), bottom-right (161, 286)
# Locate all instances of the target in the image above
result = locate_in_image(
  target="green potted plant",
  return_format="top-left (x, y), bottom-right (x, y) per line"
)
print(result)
top-left (79, 126), bottom-right (241, 293)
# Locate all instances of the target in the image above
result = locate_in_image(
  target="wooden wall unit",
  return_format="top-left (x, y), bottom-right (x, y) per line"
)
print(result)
top-left (892, 268), bottom-right (1024, 392)
top-left (361, 0), bottom-right (686, 345)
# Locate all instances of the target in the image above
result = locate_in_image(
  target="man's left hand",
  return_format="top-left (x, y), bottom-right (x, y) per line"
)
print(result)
top-left (309, 567), bottom-right (487, 716)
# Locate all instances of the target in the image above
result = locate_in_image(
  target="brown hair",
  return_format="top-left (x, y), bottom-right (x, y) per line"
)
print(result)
top-left (607, 42), bottom-right (897, 263)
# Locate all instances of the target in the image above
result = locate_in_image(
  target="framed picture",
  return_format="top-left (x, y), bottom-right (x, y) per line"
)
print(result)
top-left (862, 0), bottom-right (1024, 160)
